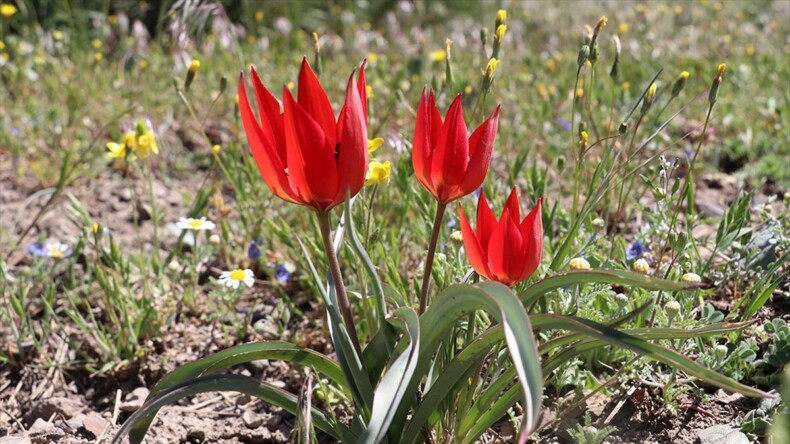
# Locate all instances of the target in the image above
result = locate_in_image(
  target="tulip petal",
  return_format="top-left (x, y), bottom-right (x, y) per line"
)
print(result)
top-left (250, 66), bottom-right (286, 160)
top-left (459, 204), bottom-right (491, 280)
top-left (333, 71), bottom-right (369, 205)
top-left (487, 211), bottom-right (524, 286)
top-left (503, 186), bottom-right (520, 222)
top-left (431, 94), bottom-right (469, 199)
top-left (297, 57), bottom-right (337, 148)
top-left (459, 105), bottom-right (500, 197)
top-left (357, 59), bottom-right (368, 124)
top-left (476, 190), bottom-right (497, 251)
top-left (518, 197), bottom-right (544, 282)
top-left (412, 88), bottom-right (437, 192)
top-left (238, 73), bottom-right (299, 204)
top-left (283, 87), bottom-right (338, 209)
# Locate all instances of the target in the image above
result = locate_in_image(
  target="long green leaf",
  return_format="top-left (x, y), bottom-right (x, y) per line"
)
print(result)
top-left (533, 315), bottom-right (771, 397)
top-left (390, 283), bottom-right (543, 442)
top-left (521, 269), bottom-right (702, 307)
top-left (147, 341), bottom-right (346, 398)
top-left (360, 307), bottom-right (421, 444)
top-left (115, 374), bottom-right (356, 444)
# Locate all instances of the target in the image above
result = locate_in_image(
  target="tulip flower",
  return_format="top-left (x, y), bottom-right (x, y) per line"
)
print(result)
top-left (412, 89), bottom-right (501, 204)
top-left (239, 58), bottom-right (370, 355)
top-left (238, 57), bottom-right (368, 213)
top-left (459, 188), bottom-right (543, 287)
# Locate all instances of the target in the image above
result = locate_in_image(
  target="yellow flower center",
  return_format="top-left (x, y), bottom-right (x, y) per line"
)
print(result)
top-left (188, 220), bottom-right (203, 228)
top-left (229, 269), bottom-right (246, 281)
top-left (49, 248), bottom-right (64, 258)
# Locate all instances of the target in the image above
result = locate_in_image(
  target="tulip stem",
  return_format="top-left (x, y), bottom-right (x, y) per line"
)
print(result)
top-left (418, 201), bottom-right (447, 314)
top-left (316, 211), bottom-right (363, 356)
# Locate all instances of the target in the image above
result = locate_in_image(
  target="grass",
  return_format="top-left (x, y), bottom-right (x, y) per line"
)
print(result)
top-left (1, 0), bottom-right (789, 442)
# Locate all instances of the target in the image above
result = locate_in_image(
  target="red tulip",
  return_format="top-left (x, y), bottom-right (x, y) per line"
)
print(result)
top-left (238, 58), bottom-right (368, 212)
top-left (412, 89), bottom-right (501, 204)
top-left (459, 188), bottom-right (543, 286)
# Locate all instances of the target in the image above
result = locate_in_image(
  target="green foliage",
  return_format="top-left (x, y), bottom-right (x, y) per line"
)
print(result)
top-left (567, 412), bottom-right (617, 444)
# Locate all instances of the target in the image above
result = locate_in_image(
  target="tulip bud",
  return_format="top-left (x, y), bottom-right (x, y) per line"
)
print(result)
top-left (709, 63), bottom-right (726, 104)
top-left (671, 70), bottom-right (689, 97)
top-left (185, 59), bottom-right (200, 91)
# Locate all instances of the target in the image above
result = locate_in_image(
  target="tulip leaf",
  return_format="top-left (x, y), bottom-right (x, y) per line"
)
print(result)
top-left (115, 374), bottom-right (356, 444)
top-left (521, 269), bottom-right (702, 308)
top-left (539, 315), bottom-right (770, 397)
top-left (125, 341), bottom-right (345, 442)
top-left (360, 307), bottom-right (421, 444)
top-left (389, 283), bottom-right (542, 442)
top-left (297, 236), bottom-right (374, 416)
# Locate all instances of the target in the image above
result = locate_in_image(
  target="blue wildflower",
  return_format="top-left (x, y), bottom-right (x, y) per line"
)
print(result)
top-left (27, 242), bottom-right (48, 257)
top-left (446, 217), bottom-right (457, 228)
top-left (275, 264), bottom-right (292, 283)
top-left (555, 118), bottom-right (572, 131)
top-left (626, 241), bottom-right (649, 261)
top-left (248, 240), bottom-right (262, 260)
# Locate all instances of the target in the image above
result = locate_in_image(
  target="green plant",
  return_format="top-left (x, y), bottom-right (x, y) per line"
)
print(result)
top-left (567, 412), bottom-right (617, 444)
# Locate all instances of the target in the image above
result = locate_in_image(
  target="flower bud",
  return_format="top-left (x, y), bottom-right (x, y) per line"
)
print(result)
top-left (450, 230), bottom-right (464, 242)
top-left (212, 144), bottom-right (221, 155)
top-left (614, 292), bottom-right (629, 309)
top-left (495, 24), bottom-right (507, 42)
top-left (664, 300), bottom-right (681, 323)
top-left (569, 257), bottom-right (591, 270)
top-left (577, 45), bottom-right (590, 69)
top-left (185, 59), bottom-right (200, 91)
top-left (641, 82), bottom-right (657, 114)
top-left (682, 272), bottom-right (702, 283)
top-left (632, 258), bottom-right (650, 274)
top-left (591, 217), bottom-right (605, 229)
top-left (209, 234), bottom-right (221, 244)
top-left (168, 260), bottom-right (181, 271)
top-left (671, 70), bottom-right (689, 97)
top-left (713, 344), bottom-right (728, 361)
top-left (496, 9), bottom-right (507, 28)
top-left (610, 35), bottom-right (621, 82)
top-left (709, 63), bottom-right (726, 104)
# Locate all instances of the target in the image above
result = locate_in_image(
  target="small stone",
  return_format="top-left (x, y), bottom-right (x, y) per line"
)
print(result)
top-left (83, 414), bottom-right (109, 438)
top-left (0, 435), bottom-right (32, 444)
top-left (243, 411), bottom-right (263, 429)
top-left (120, 387), bottom-right (150, 412)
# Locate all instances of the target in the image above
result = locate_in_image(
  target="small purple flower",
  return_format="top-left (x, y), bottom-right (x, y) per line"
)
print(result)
top-left (626, 241), bottom-right (649, 261)
top-left (555, 118), bottom-right (572, 131)
top-left (248, 240), bottom-right (262, 260)
top-left (446, 217), bottom-right (457, 228)
top-left (275, 264), bottom-right (292, 283)
top-left (27, 242), bottom-right (48, 257)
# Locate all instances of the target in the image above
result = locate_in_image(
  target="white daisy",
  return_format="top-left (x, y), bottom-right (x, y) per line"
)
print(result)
top-left (176, 217), bottom-right (216, 231)
top-left (218, 268), bottom-right (255, 289)
top-left (46, 242), bottom-right (70, 259)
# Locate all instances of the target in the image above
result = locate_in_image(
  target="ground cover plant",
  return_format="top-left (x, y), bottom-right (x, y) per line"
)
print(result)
top-left (1, 1), bottom-right (789, 443)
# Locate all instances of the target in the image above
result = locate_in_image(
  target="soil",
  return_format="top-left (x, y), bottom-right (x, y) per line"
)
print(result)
top-left (1, 162), bottom-right (788, 443)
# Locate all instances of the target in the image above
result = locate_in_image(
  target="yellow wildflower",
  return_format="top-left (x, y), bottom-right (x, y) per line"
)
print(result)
top-left (682, 272), bottom-right (702, 283)
top-left (135, 132), bottom-right (158, 159)
top-left (367, 138), bottom-right (384, 154)
top-left (0, 3), bottom-right (17, 18)
top-left (431, 49), bottom-right (447, 62)
top-left (365, 161), bottom-right (391, 186)
top-left (211, 144), bottom-right (221, 155)
top-left (366, 84), bottom-right (374, 98)
top-left (92, 39), bottom-right (102, 49)
top-left (367, 52), bottom-right (379, 63)
top-left (496, 9), bottom-right (507, 27)
top-left (632, 258), bottom-right (650, 274)
top-left (94, 52), bottom-right (103, 62)
top-left (495, 24), bottom-right (507, 41)
top-left (618, 22), bottom-right (628, 34)
top-left (106, 142), bottom-right (126, 159)
top-left (485, 58), bottom-right (500, 77)
top-left (254, 10), bottom-right (264, 22)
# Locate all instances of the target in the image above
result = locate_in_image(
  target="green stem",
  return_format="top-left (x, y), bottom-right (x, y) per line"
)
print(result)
top-left (570, 67), bottom-right (582, 221)
top-left (418, 201), bottom-right (447, 314)
top-left (316, 211), bottom-right (362, 356)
